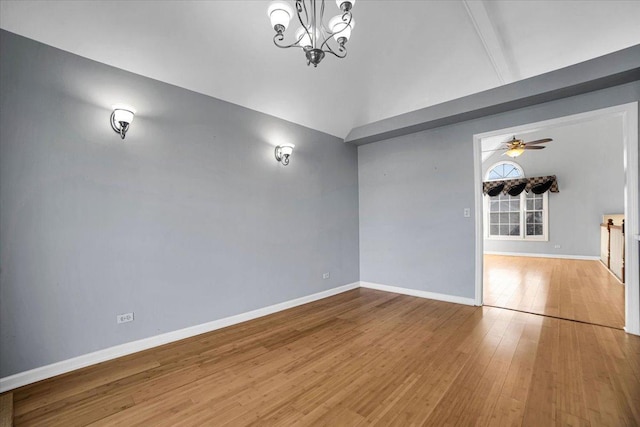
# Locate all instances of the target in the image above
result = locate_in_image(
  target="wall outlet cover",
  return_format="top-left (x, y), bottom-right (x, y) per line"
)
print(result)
top-left (117, 312), bottom-right (134, 324)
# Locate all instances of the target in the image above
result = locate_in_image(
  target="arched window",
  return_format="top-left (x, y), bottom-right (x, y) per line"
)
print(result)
top-left (485, 161), bottom-right (524, 181)
top-left (484, 161), bottom-right (548, 241)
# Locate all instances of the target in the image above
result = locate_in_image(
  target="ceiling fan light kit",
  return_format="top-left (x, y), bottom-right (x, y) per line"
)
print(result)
top-left (484, 136), bottom-right (553, 158)
top-left (267, 0), bottom-right (356, 67)
top-left (505, 147), bottom-right (525, 158)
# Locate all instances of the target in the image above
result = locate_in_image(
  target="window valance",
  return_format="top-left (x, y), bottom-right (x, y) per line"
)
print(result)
top-left (482, 175), bottom-right (559, 196)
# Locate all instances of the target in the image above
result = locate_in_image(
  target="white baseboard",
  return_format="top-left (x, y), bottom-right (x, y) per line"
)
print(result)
top-left (360, 281), bottom-right (476, 306)
top-left (484, 251), bottom-right (600, 261)
top-left (0, 282), bottom-right (360, 393)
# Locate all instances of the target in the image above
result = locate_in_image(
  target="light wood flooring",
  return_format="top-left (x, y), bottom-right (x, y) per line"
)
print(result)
top-left (4, 288), bottom-right (640, 426)
top-left (484, 255), bottom-right (625, 329)
top-left (0, 393), bottom-right (12, 427)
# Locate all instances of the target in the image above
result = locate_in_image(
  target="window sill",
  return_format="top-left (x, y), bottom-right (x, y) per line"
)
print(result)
top-left (485, 236), bottom-right (549, 242)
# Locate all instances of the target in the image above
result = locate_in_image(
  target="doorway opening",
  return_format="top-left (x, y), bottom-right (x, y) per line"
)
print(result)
top-left (472, 103), bottom-right (639, 334)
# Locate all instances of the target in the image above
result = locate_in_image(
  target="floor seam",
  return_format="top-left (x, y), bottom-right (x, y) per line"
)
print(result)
top-left (483, 304), bottom-right (624, 330)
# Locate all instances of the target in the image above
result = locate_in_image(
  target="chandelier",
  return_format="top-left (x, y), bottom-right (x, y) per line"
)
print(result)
top-left (267, 0), bottom-right (356, 67)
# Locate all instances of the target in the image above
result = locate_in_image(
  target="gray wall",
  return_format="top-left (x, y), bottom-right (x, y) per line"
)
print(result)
top-left (359, 81), bottom-right (639, 299)
top-left (482, 116), bottom-right (624, 256)
top-left (0, 31), bottom-right (359, 377)
top-left (358, 126), bottom-right (476, 297)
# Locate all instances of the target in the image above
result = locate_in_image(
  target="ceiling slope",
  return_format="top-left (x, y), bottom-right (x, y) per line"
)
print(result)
top-left (345, 44), bottom-right (640, 145)
top-left (1, 1), bottom-right (639, 139)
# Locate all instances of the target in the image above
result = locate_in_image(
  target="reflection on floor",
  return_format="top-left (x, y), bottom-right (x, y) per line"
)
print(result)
top-left (484, 254), bottom-right (624, 329)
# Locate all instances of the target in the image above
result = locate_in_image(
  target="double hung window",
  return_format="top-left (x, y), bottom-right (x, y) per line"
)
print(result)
top-left (485, 162), bottom-right (548, 241)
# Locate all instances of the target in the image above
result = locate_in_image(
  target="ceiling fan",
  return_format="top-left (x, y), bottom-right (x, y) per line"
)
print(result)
top-left (484, 136), bottom-right (553, 158)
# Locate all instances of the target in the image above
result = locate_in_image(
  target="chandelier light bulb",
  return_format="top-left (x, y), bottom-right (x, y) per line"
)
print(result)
top-left (267, 2), bottom-right (294, 32)
top-left (329, 15), bottom-right (355, 42)
top-left (295, 27), bottom-right (313, 48)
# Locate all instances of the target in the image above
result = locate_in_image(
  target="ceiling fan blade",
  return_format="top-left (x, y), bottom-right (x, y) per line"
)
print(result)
top-left (482, 148), bottom-right (508, 152)
top-left (524, 138), bottom-right (553, 145)
top-left (523, 145), bottom-right (545, 150)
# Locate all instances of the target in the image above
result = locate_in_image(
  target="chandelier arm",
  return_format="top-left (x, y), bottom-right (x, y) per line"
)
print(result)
top-left (273, 33), bottom-right (307, 49)
top-left (318, 36), bottom-right (334, 52)
top-left (311, 0), bottom-right (317, 48)
top-left (300, 0), bottom-right (308, 25)
top-left (272, 1), bottom-right (311, 51)
top-left (319, 11), bottom-right (352, 51)
top-left (318, 1), bottom-right (333, 45)
top-left (325, 11), bottom-right (352, 37)
top-left (319, 0), bottom-right (327, 32)
top-left (296, 0), bottom-right (314, 47)
top-left (323, 43), bottom-right (347, 59)
top-left (318, 0), bottom-right (333, 41)
top-left (318, 3), bottom-right (343, 35)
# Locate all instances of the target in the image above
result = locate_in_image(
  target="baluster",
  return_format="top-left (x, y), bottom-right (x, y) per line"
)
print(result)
top-left (607, 218), bottom-right (613, 269)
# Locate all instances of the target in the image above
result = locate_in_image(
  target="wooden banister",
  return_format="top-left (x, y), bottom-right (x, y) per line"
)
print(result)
top-left (600, 218), bottom-right (625, 283)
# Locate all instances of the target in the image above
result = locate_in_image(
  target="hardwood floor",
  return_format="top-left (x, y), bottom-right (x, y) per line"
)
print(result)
top-left (0, 392), bottom-right (12, 427)
top-left (484, 255), bottom-right (625, 329)
top-left (5, 288), bottom-right (640, 426)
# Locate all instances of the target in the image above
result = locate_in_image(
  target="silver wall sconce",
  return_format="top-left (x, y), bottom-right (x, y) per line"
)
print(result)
top-left (275, 144), bottom-right (295, 165)
top-left (110, 106), bottom-right (135, 139)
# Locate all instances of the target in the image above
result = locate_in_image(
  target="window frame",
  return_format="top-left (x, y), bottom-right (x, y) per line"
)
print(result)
top-left (483, 161), bottom-right (549, 242)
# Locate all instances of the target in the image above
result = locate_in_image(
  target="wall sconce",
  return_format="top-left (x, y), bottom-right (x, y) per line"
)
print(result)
top-left (110, 106), bottom-right (135, 139)
top-left (275, 144), bottom-right (295, 165)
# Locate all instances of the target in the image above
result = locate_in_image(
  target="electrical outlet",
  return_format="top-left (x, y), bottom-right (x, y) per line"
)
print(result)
top-left (463, 208), bottom-right (471, 218)
top-left (117, 312), bottom-right (134, 324)
top-left (554, 244), bottom-right (561, 249)
top-left (322, 272), bottom-right (330, 279)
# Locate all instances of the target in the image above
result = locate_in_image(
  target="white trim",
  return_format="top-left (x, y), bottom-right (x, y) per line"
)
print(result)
top-left (622, 103), bottom-right (639, 335)
top-left (473, 133), bottom-right (484, 306)
top-left (0, 282), bottom-right (360, 393)
top-left (473, 102), bottom-right (640, 336)
top-left (484, 251), bottom-right (599, 261)
top-left (360, 281), bottom-right (476, 306)
top-left (462, 0), bottom-right (516, 84)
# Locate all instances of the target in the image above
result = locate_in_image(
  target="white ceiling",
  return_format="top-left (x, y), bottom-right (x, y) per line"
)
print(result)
top-left (1, 0), bottom-right (639, 138)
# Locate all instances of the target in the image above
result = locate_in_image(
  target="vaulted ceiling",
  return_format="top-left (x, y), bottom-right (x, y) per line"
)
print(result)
top-left (1, 0), bottom-right (639, 138)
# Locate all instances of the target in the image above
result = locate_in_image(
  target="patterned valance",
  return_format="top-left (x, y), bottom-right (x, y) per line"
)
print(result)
top-left (482, 175), bottom-right (559, 196)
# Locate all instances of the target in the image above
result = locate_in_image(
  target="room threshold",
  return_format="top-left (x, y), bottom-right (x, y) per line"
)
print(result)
top-left (483, 304), bottom-right (625, 331)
